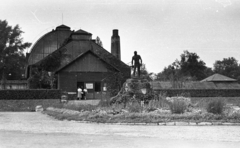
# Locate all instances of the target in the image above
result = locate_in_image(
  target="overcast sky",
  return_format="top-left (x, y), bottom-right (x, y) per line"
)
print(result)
top-left (0, 0), bottom-right (239, 73)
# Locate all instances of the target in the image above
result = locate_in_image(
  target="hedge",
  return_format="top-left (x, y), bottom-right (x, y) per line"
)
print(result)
top-left (0, 99), bottom-right (62, 111)
top-left (0, 89), bottom-right (61, 100)
top-left (154, 89), bottom-right (240, 97)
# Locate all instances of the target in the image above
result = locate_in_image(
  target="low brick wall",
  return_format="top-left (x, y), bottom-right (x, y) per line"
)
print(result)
top-left (154, 89), bottom-right (240, 97)
top-left (0, 99), bottom-right (62, 111)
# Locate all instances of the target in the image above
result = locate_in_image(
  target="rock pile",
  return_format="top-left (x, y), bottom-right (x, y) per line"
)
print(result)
top-left (110, 78), bottom-right (152, 105)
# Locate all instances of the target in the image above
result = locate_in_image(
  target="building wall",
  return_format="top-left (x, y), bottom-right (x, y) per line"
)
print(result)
top-left (58, 72), bottom-right (111, 99)
top-left (58, 72), bottom-right (77, 92)
top-left (61, 53), bottom-right (109, 72)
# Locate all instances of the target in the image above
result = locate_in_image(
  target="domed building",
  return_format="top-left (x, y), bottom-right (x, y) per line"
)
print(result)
top-left (26, 25), bottom-right (131, 99)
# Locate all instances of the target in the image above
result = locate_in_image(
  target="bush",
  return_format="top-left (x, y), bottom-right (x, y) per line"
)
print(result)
top-left (0, 89), bottom-right (61, 100)
top-left (165, 96), bottom-right (191, 114)
top-left (169, 99), bottom-right (187, 114)
top-left (147, 99), bottom-right (169, 112)
top-left (62, 103), bottom-right (97, 112)
top-left (127, 101), bottom-right (142, 113)
top-left (206, 99), bottom-right (225, 114)
top-left (98, 99), bottom-right (111, 107)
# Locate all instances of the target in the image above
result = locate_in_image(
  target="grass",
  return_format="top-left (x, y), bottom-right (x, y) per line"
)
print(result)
top-left (44, 106), bottom-right (240, 123)
top-left (41, 97), bottom-right (240, 123)
top-left (0, 99), bottom-right (62, 112)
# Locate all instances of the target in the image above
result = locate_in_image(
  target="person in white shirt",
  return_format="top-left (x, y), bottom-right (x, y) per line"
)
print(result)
top-left (82, 87), bottom-right (88, 100)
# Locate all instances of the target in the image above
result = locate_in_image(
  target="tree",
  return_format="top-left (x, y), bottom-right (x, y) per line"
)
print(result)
top-left (96, 36), bottom-right (103, 47)
top-left (213, 57), bottom-right (240, 81)
top-left (0, 20), bottom-right (31, 89)
top-left (156, 50), bottom-right (212, 82)
top-left (178, 50), bottom-right (207, 80)
top-left (156, 65), bottom-right (176, 81)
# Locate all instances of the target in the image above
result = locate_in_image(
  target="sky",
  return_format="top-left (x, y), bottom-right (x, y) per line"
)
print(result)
top-left (1, 0), bottom-right (240, 74)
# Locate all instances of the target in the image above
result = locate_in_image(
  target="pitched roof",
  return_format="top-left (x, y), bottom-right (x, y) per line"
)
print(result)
top-left (200, 73), bottom-right (237, 82)
top-left (73, 29), bottom-right (92, 35)
top-left (55, 50), bottom-right (120, 73)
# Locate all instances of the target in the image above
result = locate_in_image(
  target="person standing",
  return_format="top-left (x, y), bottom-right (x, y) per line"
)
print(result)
top-left (82, 87), bottom-right (88, 100)
top-left (77, 87), bottom-right (82, 100)
top-left (132, 51), bottom-right (142, 77)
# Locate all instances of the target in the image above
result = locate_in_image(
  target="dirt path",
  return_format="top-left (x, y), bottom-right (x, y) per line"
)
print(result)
top-left (0, 112), bottom-right (240, 148)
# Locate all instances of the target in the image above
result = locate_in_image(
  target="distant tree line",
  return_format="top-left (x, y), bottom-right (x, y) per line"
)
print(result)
top-left (156, 50), bottom-right (240, 83)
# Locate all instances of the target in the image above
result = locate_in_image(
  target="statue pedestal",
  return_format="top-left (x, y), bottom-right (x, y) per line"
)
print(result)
top-left (110, 77), bottom-right (151, 104)
top-left (124, 78), bottom-right (150, 94)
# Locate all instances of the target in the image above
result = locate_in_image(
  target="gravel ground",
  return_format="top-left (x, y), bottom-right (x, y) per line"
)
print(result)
top-left (0, 112), bottom-right (240, 148)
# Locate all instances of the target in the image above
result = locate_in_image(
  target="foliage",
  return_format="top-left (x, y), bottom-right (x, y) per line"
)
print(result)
top-left (98, 98), bottom-right (111, 107)
top-left (45, 107), bottom-right (240, 123)
top-left (206, 99), bottom-right (225, 114)
top-left (127, 101), bottom-right (142, 113)
top-left (166, 97), bottom-right (191, 114)
top-left (213, 57), bottom-right (240, 82)
top-left (39, 47), bottom-right (67, 71)
top-left (177, 50), bottom-right (208, 80)
top-left (104, 72), bottom-right (125, 97)
top-left (156, 65), bottom-right (177, 81)
top-left (0, 89), bottom-right (61, 100)
top-left (169, 99), bottom-right (188, 114)
top-left (28, 67), bottom-right (57, 89)
top-left (0, 99), bottom-right (61, 111)
top-left (0, 20), bottom-right (31, 88)
top-left (147, 99), bottom-right (169, 111)
top-left (139, 64), bottom-right (154, 81)
top-left (29, 47), bottom-right (67, 89)
top-left (62, 103), bottom-right (97, 112)
top-left (156, 50), bottom-right (212, 81)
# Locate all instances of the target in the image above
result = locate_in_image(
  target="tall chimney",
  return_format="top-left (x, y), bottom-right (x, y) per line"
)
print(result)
top-left (111, 29), bottom-right (121, 60)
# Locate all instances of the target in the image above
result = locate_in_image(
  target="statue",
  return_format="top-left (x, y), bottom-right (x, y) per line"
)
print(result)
top-left (132, 51), bottom-right (142, 77)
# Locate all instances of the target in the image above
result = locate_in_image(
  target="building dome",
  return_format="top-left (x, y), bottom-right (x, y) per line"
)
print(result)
top-left (28, 25), bottom-right (72, 65)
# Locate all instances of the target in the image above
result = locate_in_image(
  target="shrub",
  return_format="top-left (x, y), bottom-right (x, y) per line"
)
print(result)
top-left (62, 103), bottom-right (97, 112)
top-left (0, 89), bottom-right (61, 100)
top-left (127, 101), bottom-right (142, 113)
top-left (147, 99), bottom-right (169, 111)
top-left (206, 99), bottom-right (225, 114)
top-left (98, 99), bottom-right (111, 107)
top-left (169, 99), bottom-right (187, 114)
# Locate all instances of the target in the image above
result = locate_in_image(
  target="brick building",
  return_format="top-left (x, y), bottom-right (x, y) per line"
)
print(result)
top-left (27, 25), bottom-right (130, 99)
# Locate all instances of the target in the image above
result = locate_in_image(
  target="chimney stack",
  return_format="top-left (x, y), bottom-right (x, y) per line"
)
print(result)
top-left (111, 29), bottom-right (121, 60)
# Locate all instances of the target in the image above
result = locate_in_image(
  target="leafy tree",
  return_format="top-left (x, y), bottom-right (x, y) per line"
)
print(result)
top-left (213, 57), bottom-right (240, 81)
top-left (140, 64), bottom-right (154, 81)
top-left (104, 72), bottom-right (124, 97)
top-left (177, 50), bottom-right (207, 80)
top-left (96, 36), bottom-right (103, 47)
top-left (28, 48), bottom-right (66, 89)
top-left (0, 20), bottom-right (31, 89)
top-left (156, 65), bottom-right (176, 81)
top-left (156, 50), bottom-right (212, 82)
